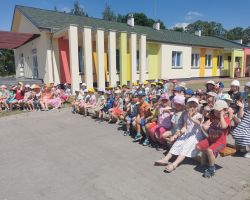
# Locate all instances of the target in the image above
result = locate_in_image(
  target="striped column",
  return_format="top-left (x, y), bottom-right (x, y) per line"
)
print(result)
top-left (130, 33), bottom-right (137, 85)
top-left (83, 26), bottom-right (93, 88)
top-left (139, 34), bottom-right (147, 82)
top-left (108, 30), bottom-right (117, 87)
top-left (119, 32), bottom-right (127, 85)
top-left (96, 28), bottom-right (106, 89)
top-left (68, 25), bottom-right (80, 93)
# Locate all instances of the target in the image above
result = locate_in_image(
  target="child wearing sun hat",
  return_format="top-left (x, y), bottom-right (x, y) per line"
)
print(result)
top-left (196, 100), bottom-right (231, 178)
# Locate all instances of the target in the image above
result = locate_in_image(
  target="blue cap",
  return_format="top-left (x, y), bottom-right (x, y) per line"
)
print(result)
top-left (219, 82), bottom-right (224, 88)
top-left (138, 90), bottom-right (146, 96)
top-left (174, 86), bottom-right (183, 92)
top-left (185, 88), bottom-right (194, 95)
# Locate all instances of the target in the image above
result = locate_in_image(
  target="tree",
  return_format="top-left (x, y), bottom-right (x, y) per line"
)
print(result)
top-left (186, 20), bottom-right (226, 37)
top-left (243, 27), bottom-right (250, 45)
top-left (0, 49), bottom-right (15, 76)
top-left (116, 12), bottom-right (166, 29)
top-left (226, 27), bottom-right (243, 41)
top-left (70, 1), bottom-right (88, 16)
top-left (173, 27), bottom-right (184, 32)
top-left (102, 4), bottom-right (116, 21)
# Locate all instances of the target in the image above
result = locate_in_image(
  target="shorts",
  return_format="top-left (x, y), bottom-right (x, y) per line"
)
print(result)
top-left (112, 108), bottom-right (123, 116)
top-left (149, 125), bottom-right (169, 144)
top-left (127, 116), bottom-right (136, 124)
top-left (5, 98), bottom-right (16, 104)
top-left (197, 138), bottom-right (226, 156)
top-left (140, 118), bottom-right (146, 126)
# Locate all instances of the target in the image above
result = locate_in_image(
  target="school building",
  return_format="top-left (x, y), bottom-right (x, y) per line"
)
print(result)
top-left (1, 5), bottom-right (250, 92)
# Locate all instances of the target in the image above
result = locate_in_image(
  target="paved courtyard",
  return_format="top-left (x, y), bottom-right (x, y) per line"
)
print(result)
top-left (0, 109), bottom-right (249, 200)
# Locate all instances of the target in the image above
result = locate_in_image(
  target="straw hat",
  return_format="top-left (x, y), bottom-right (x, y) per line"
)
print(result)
top-left (0, 85), bottom-right (7, 89)
top-left (31, 84), bottom-right (41, 89)
top-left (143, 80), bottom-right (149, 85)
top-left (88, 88), bottom-right (95, 93)
top-left (213, 100), bottom-right (229, 111)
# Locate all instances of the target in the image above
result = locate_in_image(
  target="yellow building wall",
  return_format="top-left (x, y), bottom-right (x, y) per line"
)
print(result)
top-left (199, 48), bottom-right (206, 77)
top-left (212, 49), bottom-right (218, 76)
top-left (231, 50), bottom-right (244, 78)
top-left (148, 43), bottom-right (160, 80)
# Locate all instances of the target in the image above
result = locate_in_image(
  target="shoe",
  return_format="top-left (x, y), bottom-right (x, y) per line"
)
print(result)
top-left (203, 167), bottom-right (216, 178)
top-left (244, 152), bottom-right (250, 158)
top-left (123, 131), bottom-right (130, 136)
top-left (143, 138), bottom-right (150, 146)
top-left (133, 133), bottom-right (143, 142)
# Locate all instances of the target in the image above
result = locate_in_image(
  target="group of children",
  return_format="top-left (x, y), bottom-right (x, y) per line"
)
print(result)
top-left (71, 79), bottom-right (250, 178)
top-left (0, 82), bottom-right (71, 112)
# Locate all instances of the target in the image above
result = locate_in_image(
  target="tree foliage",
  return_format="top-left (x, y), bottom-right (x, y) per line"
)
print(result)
top-left (226, 27), bottom-right (243, 41)
top-left (70, 0), bottom-right (88, 16)
top-left (102, 4), bottom-right (116, 21)
top-left (185, 20), bottom-right (227, 37)
top-left (0, 49), bottom-right (15, 76)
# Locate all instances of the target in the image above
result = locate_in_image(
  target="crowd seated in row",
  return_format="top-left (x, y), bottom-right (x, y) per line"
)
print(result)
top-left (71, 79), bottom-right (250, 178)
top-left (0, 82), bottom-right (71, 112)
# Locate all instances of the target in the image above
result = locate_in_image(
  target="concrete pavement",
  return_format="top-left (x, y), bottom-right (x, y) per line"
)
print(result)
top-left (0, 109), bottom-right (249, 200)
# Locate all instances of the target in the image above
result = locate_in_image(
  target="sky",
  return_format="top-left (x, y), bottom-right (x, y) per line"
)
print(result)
top-left (1, 0), bottom-right (250, 31)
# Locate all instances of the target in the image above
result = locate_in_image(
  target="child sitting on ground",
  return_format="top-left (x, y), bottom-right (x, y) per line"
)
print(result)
top-left (149, 93), bottom-right (172, 146)
top-left (133, 91), bottom-right (151, 143)
top-left (162, 95), bottom-right (186, 144)
top-left (196, 100), bottom-right (230, 178)
top-left (155, 97), bottom-right (203, 173)
top-left (123, 94), bottom-right (139, 136)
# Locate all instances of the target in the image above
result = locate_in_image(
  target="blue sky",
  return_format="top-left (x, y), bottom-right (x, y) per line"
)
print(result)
top-left (1, 0), bottom-right (250, 31)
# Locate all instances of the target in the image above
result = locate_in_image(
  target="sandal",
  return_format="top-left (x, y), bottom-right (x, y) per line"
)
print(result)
top-left (164, 162), bottom-right (176, 173)
top-left (154, 159), bottom-right (169, 166)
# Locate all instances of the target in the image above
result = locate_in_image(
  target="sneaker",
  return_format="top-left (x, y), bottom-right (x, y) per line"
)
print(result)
top-left (123, 131), bottom-right (130, 136)
top-left (133, 133), bottom-right (143, 142)
top-left (143, 138), bottom-right (150, 146)
top-left (203, 167), bottom-right (216, 178)
top-left (244, 152), bottom-right (250, 158)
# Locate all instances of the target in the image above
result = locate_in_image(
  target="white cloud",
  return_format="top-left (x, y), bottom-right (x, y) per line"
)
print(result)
top-left (61, 7), bottom-right (71, 13)
top-left (185, 11), bottom-right (203, 21)
top-left (173, 22), bottom-right (190, 30)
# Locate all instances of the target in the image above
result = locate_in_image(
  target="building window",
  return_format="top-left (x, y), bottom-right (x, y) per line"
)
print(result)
top-left (116, 49), bottom-right (120, 73)
top-left (31, 49), bottom-right (38, 79)
top-left (191, 53), bottom-right (200, 68)
top-left (136, 50), bottom-right (140, 72)
top-left (78, 46), bottom-right (84, 73)
top-left (205, 54), bottom-right (212, 68)
top-left (217, 55), bottom-right (223, 69)
top-left (172, 51), bottom-right (182, 68)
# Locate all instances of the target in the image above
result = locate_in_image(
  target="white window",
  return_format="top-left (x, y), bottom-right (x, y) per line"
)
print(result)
top-left (78, 46), bottom-right (84, 73)
top-left (217, 55), bottom-right (223, 68)
top-left (205, 54), bottom-right (212, 68)
top-left (191, 53), bottom-right (200, 68)
top-left (32, 49), bottom-right (38, 79)
top-left (172, 51), bottom-right (182, 68)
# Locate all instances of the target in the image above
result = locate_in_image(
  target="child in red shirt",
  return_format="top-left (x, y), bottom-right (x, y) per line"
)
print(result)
top-left (196, 100), bottom-right (231, 178)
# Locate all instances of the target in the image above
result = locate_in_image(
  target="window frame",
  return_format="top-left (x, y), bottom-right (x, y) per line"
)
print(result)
top-left (205, 54), bottom-right (212, 68)
top-left (191, 53), bottom-right (200, 68)
top-left (217, 55), bottom-right (224, 69)
top-left (172, 51), bottom-right (183, 69)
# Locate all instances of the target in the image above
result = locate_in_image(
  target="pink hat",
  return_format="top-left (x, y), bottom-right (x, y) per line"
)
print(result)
top-left (173, 95), bottom-right (185, 105)
top-left (0, 85), bottom-right (7, 89)
top-left (160, 93), bottom-right (169, 101)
